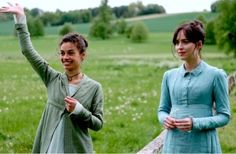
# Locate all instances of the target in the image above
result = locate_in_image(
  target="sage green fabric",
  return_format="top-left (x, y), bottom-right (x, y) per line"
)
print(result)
top-left (15, 24), bottom-right (104, 153)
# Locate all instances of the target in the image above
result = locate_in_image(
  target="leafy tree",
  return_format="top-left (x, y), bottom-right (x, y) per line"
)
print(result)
top-left (125, 25), bottom-right (134, 39)
top-left (127, 2), bottom-right (144, 17)
top-left (196, 15), bottom-right (207, 26)
top-left (205, 20), bottom-right (216, 44)
top-left (59, 23), bottom-right (74, 36)
top-left (114, 19), bottom-right (127, 35)
top-left (139, 4), bottom-right (165, 15)
top-left (30, 8), bottom-right (44, 17)
top-left (89, 0), bottom-right (113, 39)
top-left (130, 22), bottom-right (149, 43)
top-left (211, 1), bottom-right (221, 12)
top-left (27, 17), bottom-right (44, 37)
top-left (214, 0), bottom-right (236, 57)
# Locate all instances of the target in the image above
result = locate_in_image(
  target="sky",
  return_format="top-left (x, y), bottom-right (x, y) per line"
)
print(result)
top-left (0, 0), bottom-right (218, 14)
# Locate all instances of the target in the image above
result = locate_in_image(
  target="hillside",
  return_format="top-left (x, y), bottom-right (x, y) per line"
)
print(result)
top-left (0, 12), bottom-right (217, 36)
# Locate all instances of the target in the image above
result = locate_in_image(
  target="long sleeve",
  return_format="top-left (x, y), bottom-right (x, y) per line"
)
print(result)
top-left (71, 83), bottom-right (104, 131)
top-left (192, 69), bottom-right (231, 130)
top-left (158, 71), bottom-right (172, 124)
top-left (15, 23), bottom-right (58, 86)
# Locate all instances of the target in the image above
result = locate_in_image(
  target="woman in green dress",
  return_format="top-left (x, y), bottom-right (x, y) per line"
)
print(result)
top-left (158, 20), bottom-right (230, 153)
top-left (0, 3), bottom-right (103, 153)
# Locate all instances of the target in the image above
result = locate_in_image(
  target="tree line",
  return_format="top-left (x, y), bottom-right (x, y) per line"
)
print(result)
top-left (0, 1), bottom-right (165, 26)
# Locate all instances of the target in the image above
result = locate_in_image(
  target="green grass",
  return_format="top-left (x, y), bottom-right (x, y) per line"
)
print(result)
top-left (0, 32), bottom-right (236, 153)
top-left (0, 11), bottom-right (235, 153)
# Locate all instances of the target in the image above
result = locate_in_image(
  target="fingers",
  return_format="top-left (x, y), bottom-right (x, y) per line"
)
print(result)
top-left (64, 96), bottom-right (77, 112)
top-left (163, 117), bottom-right (193, 132)
top-left (164, 116), bottom-right (176, 129)
top-left (174, 118), bottom-right (193, 132)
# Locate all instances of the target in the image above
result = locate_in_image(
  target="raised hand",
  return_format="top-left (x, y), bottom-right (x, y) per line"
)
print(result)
top-left (0, 2), bottom-right (24, 17)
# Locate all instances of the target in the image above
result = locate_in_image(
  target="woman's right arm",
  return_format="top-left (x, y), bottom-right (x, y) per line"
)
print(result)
top-left (158, 72), bottom-right (176, 129)
top-left (0, 3), bottom-right (57, 86)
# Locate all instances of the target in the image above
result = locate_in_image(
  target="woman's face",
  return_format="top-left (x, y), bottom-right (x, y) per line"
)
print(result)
top-left (60, 42), bottom-right (85, 72)
top-left (175, 30), bottom-right (199, 62)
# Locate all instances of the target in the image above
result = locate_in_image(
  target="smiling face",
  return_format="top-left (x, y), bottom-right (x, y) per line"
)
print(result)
top-left (60, 42), bottom-right (85, 72)
top-left (174, 30), bottom-right (199, 62)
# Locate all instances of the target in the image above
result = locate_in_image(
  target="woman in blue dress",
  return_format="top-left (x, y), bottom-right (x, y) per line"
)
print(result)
top-left (158, 20), bottom-right (231, 153)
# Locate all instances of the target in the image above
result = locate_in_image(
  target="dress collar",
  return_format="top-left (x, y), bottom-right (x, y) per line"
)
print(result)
top-left (179, 60), bottom-right (205, 77)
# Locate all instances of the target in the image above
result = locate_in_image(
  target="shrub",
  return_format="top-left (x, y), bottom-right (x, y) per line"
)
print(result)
top-left (27, 17), bottom-right (44, 37)
top-left (130, 22), bottom-right (149, 42)
top-left (59, 23), bottom-right (74, 36)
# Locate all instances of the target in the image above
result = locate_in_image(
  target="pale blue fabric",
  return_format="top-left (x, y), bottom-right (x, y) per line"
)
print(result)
top-left (158, 61), bottom-right (230, 153)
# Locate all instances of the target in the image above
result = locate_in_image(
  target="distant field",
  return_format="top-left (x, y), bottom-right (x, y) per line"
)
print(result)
top-left (0, 12), bottom-right (217, 36)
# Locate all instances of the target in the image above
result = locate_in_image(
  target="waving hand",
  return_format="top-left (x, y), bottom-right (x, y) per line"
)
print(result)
top-left (0, 2), bottom-right (24, 16)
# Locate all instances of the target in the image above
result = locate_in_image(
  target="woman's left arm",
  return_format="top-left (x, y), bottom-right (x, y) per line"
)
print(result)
top-left (70, 84), bottom-right (104, 131)
top-left (192, 70), bottom-right (231, 130)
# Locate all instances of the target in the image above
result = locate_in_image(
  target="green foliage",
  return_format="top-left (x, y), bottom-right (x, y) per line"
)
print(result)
top-left (89, 0), bottom-right (113, 39)
top-left (196, 15), bottom-right (207, 26)
top-left (211, 0), bottom-right (221, 12)
top-left (0, 12), bottom-right (217, 36)
top-left (125, 25), bottom-right (133, 39)
top-left (214, 0), bottom-right (236, 57)
top-left (59, 23), bottom-right (74, 35)
top-left (27, 17), bottom-right (44, 37)
top-left (114, 18), bottom-right (128, 35)
top-left (130, 22), bottom-right (149, 42)
top-left (205, 20), bottom-right (216, 44)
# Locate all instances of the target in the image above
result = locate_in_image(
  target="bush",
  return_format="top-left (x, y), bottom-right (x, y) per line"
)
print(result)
top-left (59, 23), bottom-right (74, 36)
top-left (27, 17), bottom-right (44, 37)
top-left (114, 19), bottom-right (127, 35)
top-left (130, 22), bottom-right (149, 42)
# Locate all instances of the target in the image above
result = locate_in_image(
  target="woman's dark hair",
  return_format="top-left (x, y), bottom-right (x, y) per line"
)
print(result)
top-left (59, 32), bottom-right (88, 53)
top-left (172, 20), bottom-right (205, 45)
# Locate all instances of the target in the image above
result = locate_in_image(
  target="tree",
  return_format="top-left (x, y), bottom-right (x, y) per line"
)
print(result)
top-left (130, 22), bottom-right (149, 43)
top-left (114, 18), bottom-right (127, 35)
top-left (59, 23), bottom-right (74, 35)
top-left (214, 0), bottom-right (236, 57)
top-left (205, 20), bottom-right (216, 45)
top-left (89, 0), bottom-right (113, 39)
top-left (27, 17), bottom-right (44, 37)
top-left (211, 1), bottom-right (221, 12)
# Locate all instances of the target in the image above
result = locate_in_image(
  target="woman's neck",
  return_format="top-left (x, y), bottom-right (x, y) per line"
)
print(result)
top-left (66, 70), bottom-right (82, 82)
top-left (184, 58), bottom-right (201, 72)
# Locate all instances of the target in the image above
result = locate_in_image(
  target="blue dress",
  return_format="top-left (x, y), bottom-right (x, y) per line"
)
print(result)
top-left (158, 61), bottom-right (230, 153)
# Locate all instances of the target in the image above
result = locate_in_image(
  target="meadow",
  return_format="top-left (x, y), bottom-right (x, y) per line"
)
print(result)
top-left (0, 12), bottom-right (236, 153)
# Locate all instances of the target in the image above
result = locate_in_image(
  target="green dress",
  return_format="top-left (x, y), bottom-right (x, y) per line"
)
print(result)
top-left (158, 61), bottom-right (230, 153)
top-left (16, 24), bottom-right (104, 153)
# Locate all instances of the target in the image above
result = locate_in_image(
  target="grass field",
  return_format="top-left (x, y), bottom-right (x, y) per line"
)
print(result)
top-left (0, 12), bottom-right (236, 153)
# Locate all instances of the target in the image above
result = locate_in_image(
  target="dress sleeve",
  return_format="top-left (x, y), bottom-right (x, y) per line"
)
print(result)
top-left (158, 71), bottom-right (172, 125)
top-left (192, 69), bottom-right (231, 130)
top-left (15, 23), bottom-right (58, 86)
top-left (71, 83), bottom-right (104, 131)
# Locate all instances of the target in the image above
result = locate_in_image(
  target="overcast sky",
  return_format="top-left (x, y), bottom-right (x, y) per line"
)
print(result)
top-left (0, 0), bottom-right (218, 14)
